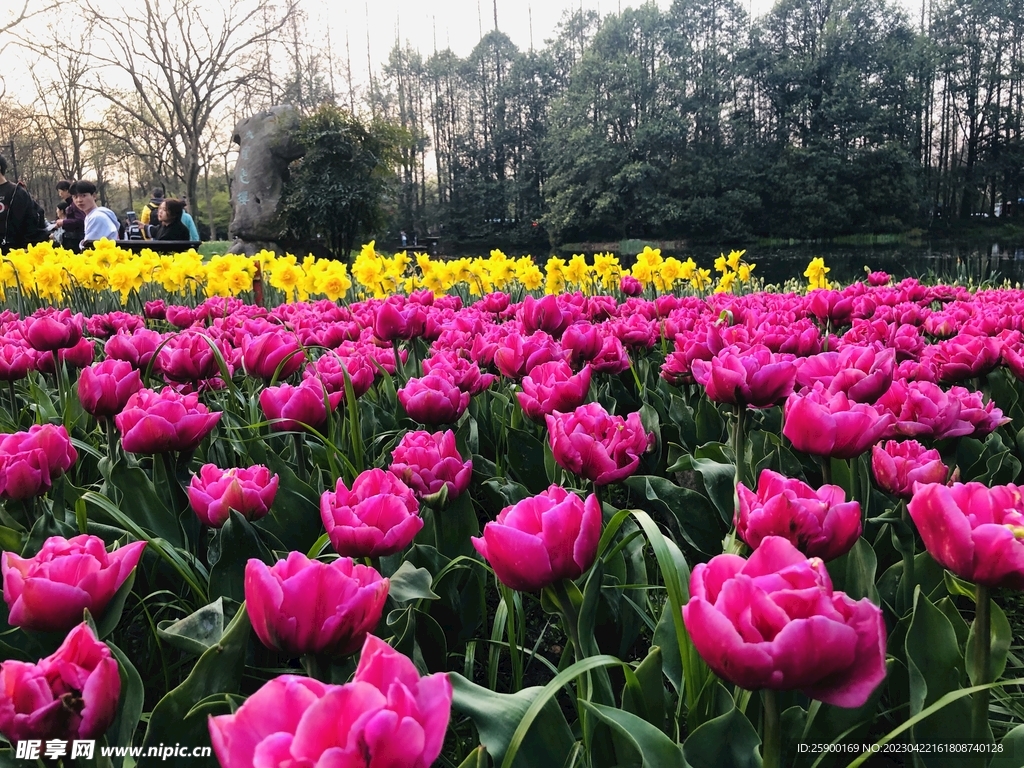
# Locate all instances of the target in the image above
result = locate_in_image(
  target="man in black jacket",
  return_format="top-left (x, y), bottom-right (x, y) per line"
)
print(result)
top-left (0, 154), bottom-right (32, 252)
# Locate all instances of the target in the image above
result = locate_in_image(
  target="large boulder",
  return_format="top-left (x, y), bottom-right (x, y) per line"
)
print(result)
top-left (228, 105), bottom-right (304, 251)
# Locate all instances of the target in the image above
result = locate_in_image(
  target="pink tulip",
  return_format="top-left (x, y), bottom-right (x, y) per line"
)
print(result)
top-left (472, 485), bottom-right (601, 591)
top-left (398, 372), bottom-right (470, 425)
top-left (36, 337), bottom-right (94, 372)
top-left (517, 361), bottom-right (592, 421)
top-left (164, 305), bottom-right (197, 329)
top-left (795, 346), bottom-right (894, 403)
top-left (682, 537), bottom-right (887, 707)
top-left (115, 387), bottom-right (221, 454)
top-left (923, 334), bottom-right (1001, 383)
top-left (208, 636), bottom-right (451, 768)
top-left (78, 359), bottom-right (143, 418)
top-left (546, 403), bottom-right (652, 486)
top-left (871, 440), bottom-right (947, 498)
top-left (241, 331), bottom-right (306, 381)
top-left (0, 424), bottom-right (78, 500)
top-left (0, 341), bottom-right (36, 382)
top-left (620, 275), bottom-right (643, 296)
top-left (422, 351), bottom-right (495, 395)
top-left (304, 352), bottom-right (376, 399)
top-left (321, 469), bottom-right (423, 558)
top-left (259, 380), bottom-right (332, 433)
top-left (245, 553), bottom-right (388, 658)
top-left (373, 298), bottom-right (426, 342)
top-left (737, 470), bottom-right (861, 560)
top-left (188, 464), bottom-right (279, 527)
top-left (144, 299), bottom-right (167, 319)
top-left (493, 331), bottom-right (563, 379)
top-left (521, 294), bottom-right (573, 337)
top-left (0, 623), bottom-right (121, 742)
top-left (908, 482), bottom-right (1024, 589)
top-left (562, 322), bottom-right (604, 367)
top-left (21, 309), bottom-right (84, 351)
top-left (783, 385), bottom-right (894, 459)
top-left (590, 334), bottom-right (632, 374)
top-left (950, 386), bottom-right (1011, 437)
top-left (867, 271), bottom-right (890, 286)
top-left (2, 535), bottom-right (146, 632)
top-left (104, 328), bottom-right (162, 369)
top-left (389, 429), bottom-right (472, 500)
top-left (691, 344), bottom-right (797, 408)
top-left (157, 331), bottom-right (228, 383)
top-left (876, 380), bottom-right (988, 440)
top-left (86, 311), bottom-right (144, 339)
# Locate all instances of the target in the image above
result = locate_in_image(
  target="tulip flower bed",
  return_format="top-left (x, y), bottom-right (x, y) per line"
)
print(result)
top-left (2, 264), bottom-right (1024, 768)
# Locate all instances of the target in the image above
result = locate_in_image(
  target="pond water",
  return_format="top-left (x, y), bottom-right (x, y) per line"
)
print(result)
top-left (618, 240), bottom-right (1024, 288)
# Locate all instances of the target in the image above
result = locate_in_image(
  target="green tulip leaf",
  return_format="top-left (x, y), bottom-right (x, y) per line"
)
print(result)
top-left (990, 724), bottom-right (1024, 768)
top-left (450, 673), bottom-right (576, 768)
top-left (905, 588), bottom-right (973, 756)
top-left (105, 641), bottom-right (144, 768)
top-left (581, 701), bottom-right (688, 768)
top-left (96, 568), bottom-right (137, 639)
top-left (966, 598), bottom-right (1012, 686)
top-left (826, 537), bottom-right (877, 602)
top-left (208, 510), bottom-right (274, 604)
top-left (666, 448), bottom-right (735, 525)
top-left (157, 598), bottom-right (226, 656)
top-left (138, 602), bottom-right (250, 766)
top-left (253, 449), bottom-right (324, 553)
top-left (388, 560), bottom-right (440, 603)
top-left (506, 428), bottom-right (549, 493)
top-left (101, 460), bottom-right (184, 547)
top-left (622, 646), bottom-right (666, 731)
top-left (682, 706), bottom-right (761, 768)
top-left (624, 475), bottom-right (725, 555)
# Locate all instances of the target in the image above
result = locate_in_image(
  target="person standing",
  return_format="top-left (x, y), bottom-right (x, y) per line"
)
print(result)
top-left (0, 154), bottom-right (40, 252)
top-left (140, 186), bottom-right (164, 233)
top-left (71, 180), bottom-right (119, 248)
top-left (54, 180), bottom-right (85, 252)
top-left (179, 195), bottom-right (200, 241)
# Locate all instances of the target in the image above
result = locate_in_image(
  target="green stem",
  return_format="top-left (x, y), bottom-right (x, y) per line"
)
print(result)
top-left (500, 584), bottom-right (523, 692)
top-left (300, 653), bottom-right (333, 683)
top-left (820, 455), bottom-right (832, 486)
top-left (552, 578), bottom-right (583, 661)
top-left (104, 418), bottom-right (119, 464)
top-left (7, 380), bottom-right (17, 419)
top-left (392, 339), bottom-right (406, 385)
top-left (899, 503), bottom-right (915, 615)
top-left (293, 433), bottom-right (306, 484)
top-left (972, 584), bottom-right (992, 744)
top-left (732, 405), bottom-right (747, 490)
top-left (762, 688), bottom-right (782, 768)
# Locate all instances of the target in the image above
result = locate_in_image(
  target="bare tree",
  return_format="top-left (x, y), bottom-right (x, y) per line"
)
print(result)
top-left (77, 0), bottom-right (298, 224)
top-left (28, 48), bottom-right (93, 180)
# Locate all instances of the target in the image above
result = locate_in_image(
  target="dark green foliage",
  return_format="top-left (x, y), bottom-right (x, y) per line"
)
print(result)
top-left (282, 106), bottom-right (407, 259)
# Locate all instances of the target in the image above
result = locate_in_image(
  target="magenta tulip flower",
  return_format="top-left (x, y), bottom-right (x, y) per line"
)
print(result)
top-left (115, 387), bottom-right (221, 453)
top-left (517, 361), bottom-right (592, 421)
top-left (562, 322), bottom-right (604, 367)
top-left (682, 536), bottom-right (887, 707)
top-left (546, 403), bottom-right (652, 486)
top-left (907, 482), bottom-right (1024, 590)
top-left (78, 359), bottom-right (143, 418)
top-left (187, 464), bottom-right (279, 527)
top-left (521, 294), bottom-right (573, 337)
top-left (21, 308), bottom-right (84, 352)
top-left (259, 380), bottom-right (332, 432)
top-left (373, 298), bottom-right (426, 342)
top-left (389, 429), bottom-right (472, 501)
top-left (320, 469), bottom-right (423, 558)
top-left (0, 424), bottom-right (78, 500)
top-left (2, 535), bottom-right (146, 632)
top-left (304, 353), bottom-right (376, 399)
top-left (0, 342), bottom-right (36, 382)
top-left (871, 440), bottom-right (947, 499)
top-left (0, 623), bottom-right (121, 743)
top-left (876, 380), bottom-right (1004, 441)
top-left (794, 346), bottom-right (894, 403)
top-left (208, 636), bottom-right (451, 768)
top-left (783, 385), bottom-right (894, 459)
top-left (691, 344), bottom-right (797, 408)
top-left (472, 485), bottom-right (601, 592)
top-left (156, 331), bottom-right (228, 383)
top-left (620, 275), bottom-right (643, 296)
top-left (245, 553), bottom-right (388, 658)
top-left (104, 328), bottom-right (161, 369)
top-left (398, 372), bottom-right (470, 425)
top-left (241, 331), bottom-right (306, 381)
top-left (736, 469), bottom-right (861, 561)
